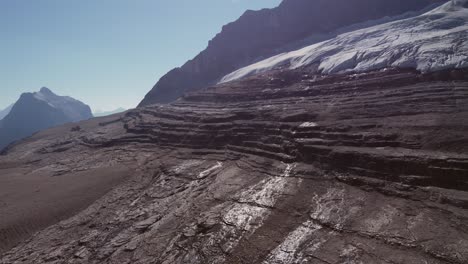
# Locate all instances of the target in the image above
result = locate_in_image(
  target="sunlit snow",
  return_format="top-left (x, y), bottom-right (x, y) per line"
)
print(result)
top-left (220, 0), bottom-right (468, 83)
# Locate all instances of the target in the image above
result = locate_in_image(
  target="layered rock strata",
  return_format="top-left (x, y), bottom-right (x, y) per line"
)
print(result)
top-left (1, 68), bottom-right (468, 263)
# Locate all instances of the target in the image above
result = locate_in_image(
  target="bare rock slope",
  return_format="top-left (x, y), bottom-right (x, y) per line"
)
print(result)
top-left (1, 68), bottom-right (468, 263)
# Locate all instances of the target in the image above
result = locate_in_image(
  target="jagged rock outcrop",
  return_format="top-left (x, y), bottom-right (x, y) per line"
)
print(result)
top-left (0, 87), bottom-right (93, 150)
top-left (1, 68), bottom-right (468, 263)
top-left (139, 0), bottom-right (445, 106)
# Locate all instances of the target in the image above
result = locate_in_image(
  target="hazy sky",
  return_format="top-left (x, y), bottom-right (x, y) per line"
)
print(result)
top-left (0, 0), bottom-right (281, 112)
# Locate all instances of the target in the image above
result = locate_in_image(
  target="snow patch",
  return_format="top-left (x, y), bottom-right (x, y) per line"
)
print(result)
top-left (239, 163), bottom-right (296, 207)
top-left (263, 220), bottom-right (322, 264)
top-left (220, 1), bottom-right (468, 83)
top-left (204, 163), bottom-right (298, 256)
top-left (172, 160), bottom-right (204, 174)
top-left (198, 162), bottom-right (223, 179)
top-left (299, 122), bottom-right (318, 128)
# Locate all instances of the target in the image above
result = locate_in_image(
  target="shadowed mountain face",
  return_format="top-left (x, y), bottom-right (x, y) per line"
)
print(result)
top-left (0, 87), bottom-right (92, 150)
top-left (139, 0), bottom-right (445, 106)
top-left (1, 68), bottom-right (468, 263)
top-left (0, 104), bottom-right (13, 121)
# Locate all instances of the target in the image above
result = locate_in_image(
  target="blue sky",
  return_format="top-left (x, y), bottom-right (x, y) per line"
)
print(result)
top-left (0, 0), bottom-right (281, 112)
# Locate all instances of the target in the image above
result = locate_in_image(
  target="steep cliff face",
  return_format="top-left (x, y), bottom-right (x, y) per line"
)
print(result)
top-left (2, 68), bottom-right (468, 263)
top-left (139, 0), bottom-right (445, 106)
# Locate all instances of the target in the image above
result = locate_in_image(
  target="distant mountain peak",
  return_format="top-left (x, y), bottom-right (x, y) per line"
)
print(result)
top-left (39, 87), bottom-right (53, 94)
top-left (93, 107), bottom-right (127, 117)
top-left (0, 88), bottom-right (93, 149)
top-left (33, 87), bottom-right (60, 108)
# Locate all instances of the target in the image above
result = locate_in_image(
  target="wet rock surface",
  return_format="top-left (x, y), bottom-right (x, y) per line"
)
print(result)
top-left (1, 68), bottom-right (468, 263)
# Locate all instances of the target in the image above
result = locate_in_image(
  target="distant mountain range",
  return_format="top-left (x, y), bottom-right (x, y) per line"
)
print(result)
top-left (93, 107), bottom-right (127, 117)
top-left (0, 87), bottom-right (93, 150)
top-left (139, 0), bottom-right (445, 106)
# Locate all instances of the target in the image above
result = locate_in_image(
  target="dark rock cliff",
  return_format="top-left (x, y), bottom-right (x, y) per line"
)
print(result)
top-left (139, 0), bottom-right (445, 106)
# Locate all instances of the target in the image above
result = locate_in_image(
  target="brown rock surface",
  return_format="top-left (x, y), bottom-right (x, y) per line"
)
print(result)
top-left (1, 68), bottom-right (468, 263)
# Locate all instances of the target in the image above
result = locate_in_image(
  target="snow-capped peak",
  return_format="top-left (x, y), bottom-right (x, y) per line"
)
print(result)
top-left (39, 87), bottom-right (54, 95)
top-left (30, 87), bottom-right (92, 121)
top-left (220, 1), bottom-right (468, 83)
top-left (33, 87), bottom-right (76, 108)
top-left (33, 87), bottom-right (58, 108)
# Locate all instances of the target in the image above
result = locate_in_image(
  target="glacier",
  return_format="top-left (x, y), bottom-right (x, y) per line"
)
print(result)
top-left (220, 0), bottom-right (468, 83)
